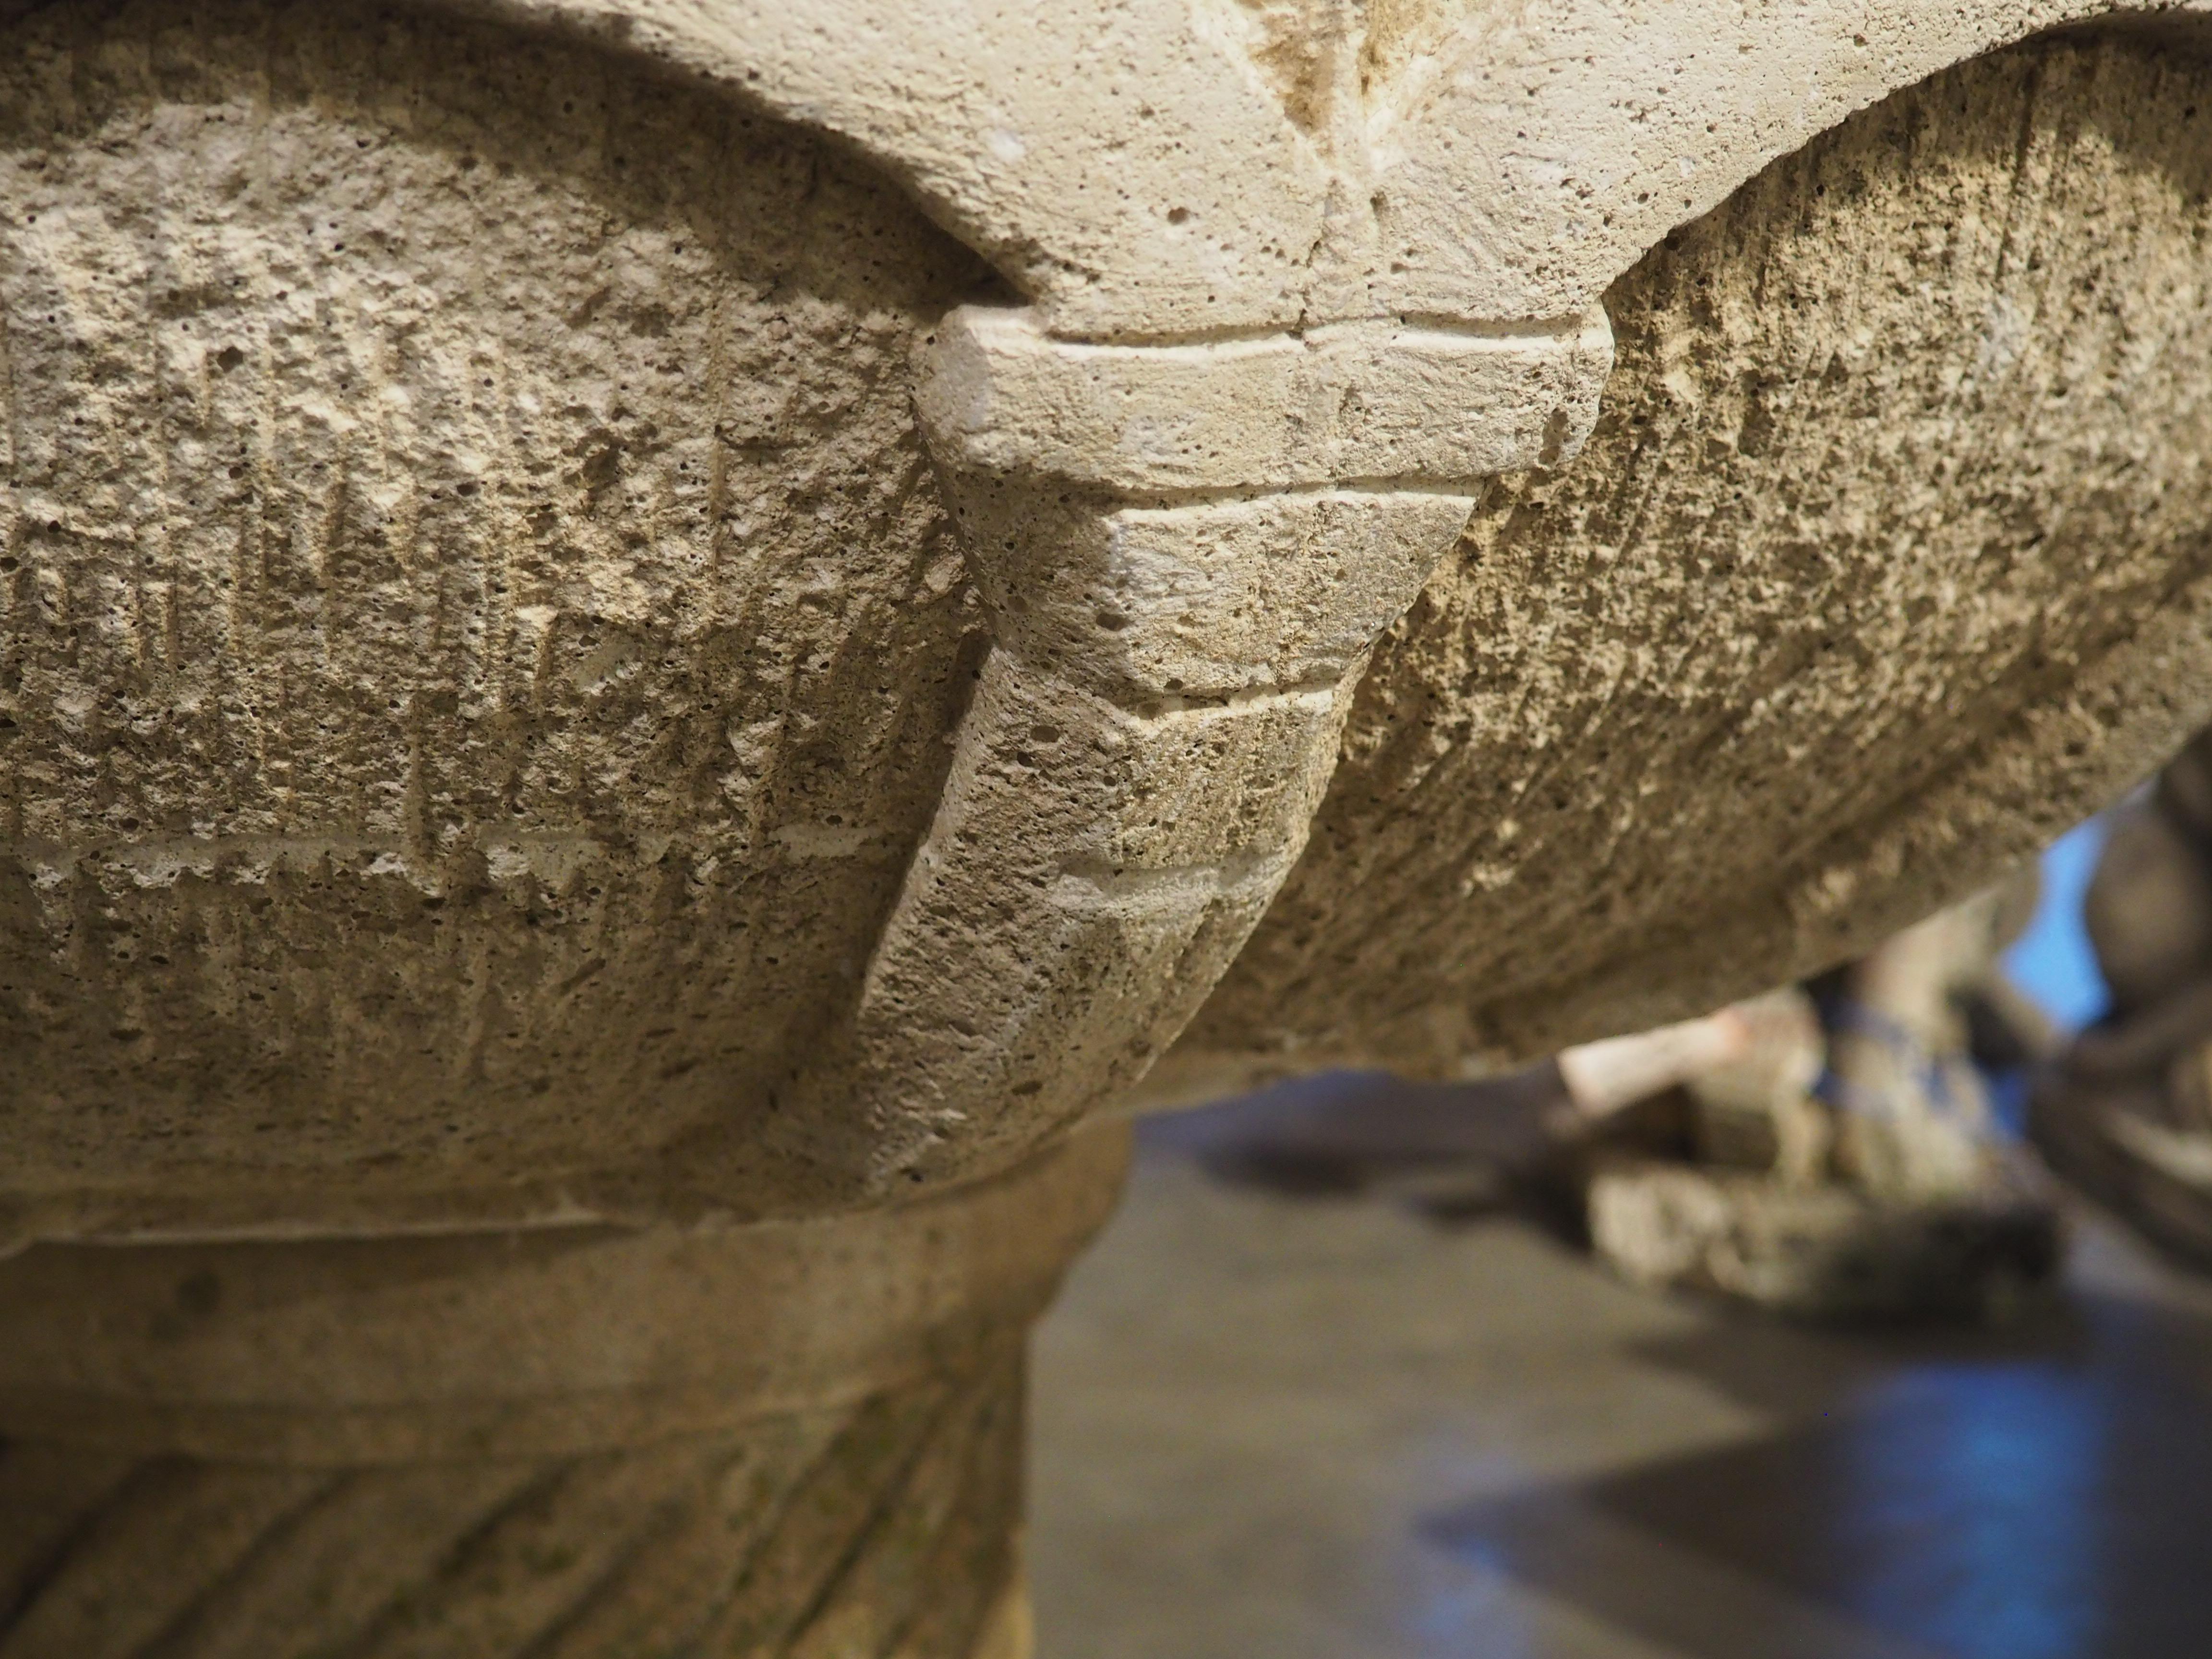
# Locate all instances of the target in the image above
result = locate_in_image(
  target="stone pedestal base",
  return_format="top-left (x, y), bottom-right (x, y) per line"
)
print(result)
top-left (0, 1362), bottom-right (1028, 1659)
top-left (0, 1128), bottom-right (1128, 1658)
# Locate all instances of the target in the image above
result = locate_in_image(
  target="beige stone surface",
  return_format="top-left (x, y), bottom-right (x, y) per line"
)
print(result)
top-left (917, 307), bottom-right (1611, 494)
top-left (0, 1122), bottom-right (1128, 1464)
top-left (1370, 2), bottom-right (2212, 322)
top-left (1173, 34), bottom-right (2212, 1086)
top-left (16, 1), bottom-right (2212, 1231)
top-left (0, 1127), bottom-right (1125, 1654)
top-left (0, 1360), bottom-right (1030, 1658)
top-left (0, 0), bottom-right (999, 1236)
top-left (471, 0), bottom-right (1339, 340)
top-left (14, 0), bottom-right (2212, 1647)
top-left (466, 0), bottom-right (2212, 338)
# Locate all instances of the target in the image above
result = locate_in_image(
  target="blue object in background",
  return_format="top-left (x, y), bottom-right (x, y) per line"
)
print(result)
top-left (2005, 815), bottom-right (2114, 1036)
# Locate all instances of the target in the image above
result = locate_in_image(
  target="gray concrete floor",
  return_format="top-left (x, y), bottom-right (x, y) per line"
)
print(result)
top-left (1030, 1109), bottom-right (2212, 1659)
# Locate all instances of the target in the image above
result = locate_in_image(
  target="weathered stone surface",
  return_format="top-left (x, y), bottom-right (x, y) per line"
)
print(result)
top-left (0, 1362), bottom-right (1030, 1659)
top-left (916, 308), bottom-right (1611, 495)
top-left (1170, 35), bottom-right (2212, 1088)
top-left (0, 1123), bottom-right (1128, 1463)
top-left (475, 0), bottom-right (1339, 341)
top-left (18, 4), bottom-right (2212, 1231)
top-left (23, 0), bottom-right (2212, 1649)
top-left (0, 1126), bottom-right (1125, 1656)
top-left (0, 0), bottom-right (997, 1236)
top-left (17, 0), bottom-right (2212, 1649)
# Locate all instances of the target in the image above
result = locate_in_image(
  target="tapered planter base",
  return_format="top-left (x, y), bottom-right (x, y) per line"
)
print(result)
top-left (0, 1128), bottom-right (1129, 1659)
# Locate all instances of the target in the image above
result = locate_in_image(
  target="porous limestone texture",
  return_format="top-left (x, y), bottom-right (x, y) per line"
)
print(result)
top-left (0, 1362), bottom-right (1033, 1659)
top-left (1166, 33), bottom-right (2212, 1090)
top-left (13, 1), bottom-right (2212, 1231)
top-left (0, 1122), bottom-right (1126, 1657)
top-left (769, 314), bottom-right (1603, 1206)
top-left (0, 0), bottom-right (999, 1237)
top-left (19, 0), bottom-right (2212, 1650)
top-left (30, 6), bottom-right (2212, 1654)
top-left (466, 0), bottom-right (2212, 340)
top-left (0, 0), bottom-right (1611, 1234)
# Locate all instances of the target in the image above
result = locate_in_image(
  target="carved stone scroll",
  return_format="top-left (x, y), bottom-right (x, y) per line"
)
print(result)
top-left (13, 0), bottom-right (2212, 1649)
top-left (1168, 32), bottom-right (2212, 1092)
top-left (758, 308), bottom-right (1609, 1201)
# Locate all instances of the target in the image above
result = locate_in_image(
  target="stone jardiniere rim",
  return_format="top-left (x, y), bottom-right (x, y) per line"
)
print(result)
top-left (11, 4), bottom-right (2212, 1238)
top-left (7, 2), bottom-right (2212, 1655)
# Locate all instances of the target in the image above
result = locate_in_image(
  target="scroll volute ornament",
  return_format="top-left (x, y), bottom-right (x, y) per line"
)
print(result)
top-left (10, 0), bottom-right (2212, 1233)
top-left (8, 4), bottom-right (2212, 1655)
top-left (0, 0), bottom-right (1617, 1235)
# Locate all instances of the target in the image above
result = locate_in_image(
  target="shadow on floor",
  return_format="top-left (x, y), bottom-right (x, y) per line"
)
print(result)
top-left (1427, 1286), bottom-right (2212, 1659)
top-left (1033, 1086), bottom-right (2212, 1659)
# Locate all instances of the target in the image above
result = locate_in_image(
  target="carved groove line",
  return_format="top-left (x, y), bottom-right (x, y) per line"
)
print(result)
top-left (0, 1360), bottom-right (1023, 1659)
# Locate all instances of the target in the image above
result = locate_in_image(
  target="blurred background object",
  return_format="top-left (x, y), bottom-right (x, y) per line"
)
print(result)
top-left (1029, 784), bottom-right (2212, 1659)
top-left (1150, 879), bottom-right (2074, 1327)
top-left (2036, 727), bottom-right (2212, 1272)
top-left (1579, 883), bottom-right (2062, 1323)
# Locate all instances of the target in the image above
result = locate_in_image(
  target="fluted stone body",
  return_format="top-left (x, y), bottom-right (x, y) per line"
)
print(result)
top-left (0, 0), bottom-right (997, 1238)
top-left (1167, 34), bottom-right (2212, 1093)
top-left (0, 1124), bottom-right (1126, 1657)
top-left (11, 1), bottom-right (2212, 1652)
